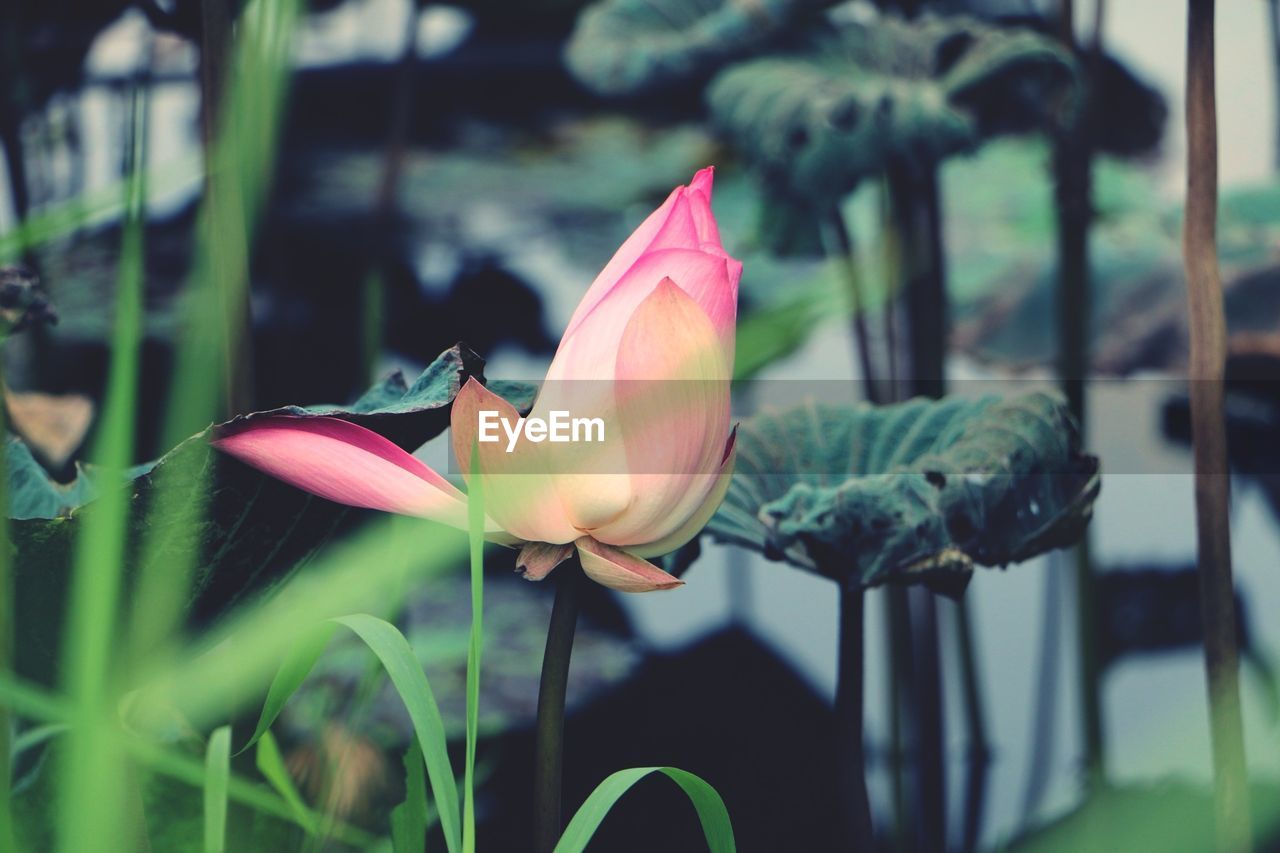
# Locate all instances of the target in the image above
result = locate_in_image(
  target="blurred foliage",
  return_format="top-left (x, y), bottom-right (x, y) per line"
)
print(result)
top-left (280, 572), bottom-right (639, 745)
top-left (947, 142), bottom-right (1280, 370)
top-left (565, 0), bottom-right (833, 96)
top-left (8, 344), bottom-right (534, 686)
top-left (1007, 781), bottom-right (1280, 853)
top-left (708, 14), bottom-right (1075, 212)
top-left (700, 391), bottom-right (1098, 593)
top-left (6, 438), bottom-right (99, 520)
top-left (11, 738), bottom-right (302, 852)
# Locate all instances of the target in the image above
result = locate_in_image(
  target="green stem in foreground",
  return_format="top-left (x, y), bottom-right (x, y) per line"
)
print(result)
top-left (0, 349), bottom-right (13, 851)
top-left (1184, 1), bottom-right (1251, 850)
top-left (534, 558), bottom-right (584, 853)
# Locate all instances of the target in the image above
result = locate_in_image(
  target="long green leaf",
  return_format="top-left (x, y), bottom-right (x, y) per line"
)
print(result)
top-left (238, 623), bottom-right (337, 755)
top-left (554, 767), bottom-right (736, 853)
top-left (391, 741), bottom-right (429, 853)
top-left (255, 731), bottom-right (315, 835)
top-left (462, 446), bottom-right (484, 853)
top-left (55, 72), bottom-right (150, 853)
top-left (332, 614), bottom-right (462, 853)
top-left (203, 726), bottom-right (232, 853)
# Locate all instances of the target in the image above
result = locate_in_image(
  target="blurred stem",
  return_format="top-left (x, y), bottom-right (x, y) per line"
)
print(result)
top-left (1020, 552), bottom-right (1062, 823)
top-left (1270, 0), bottom-right (1280, 171)
top-left (909, 588), bottom-right (945, 853)
top-left (827, 208), bottom-right (882, 404)
top-left (835, 585), bottom-right (872, 850)
top-left (375, 2), bottom-right (420, 219)
top-left (362, 1), bottom-right (420, 383)
top-left (953, 600), bottom-right (990, 853)
top-left (0, 349), bottom-right (12, 851)
top-left (887, 163), bottom-right (947, 400)
top-left (884, 588), bottom-right (915, 853)
top-left (57, 75), bottom-right (148, 853)
top-left (1055, 0), bottom-right (1107, 788)
top-left (1184, 1), bottom-right (1251, 850)
top-left (534, 558), bottom-right (583, 853)
top-left (199, 0), bottom-right (253, 417)
top-left (0, 20), bottom-right (30, 237)
top-left (886, 161), bottom-right (948, 850)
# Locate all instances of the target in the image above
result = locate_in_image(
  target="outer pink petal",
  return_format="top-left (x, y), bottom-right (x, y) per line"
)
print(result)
top-left (588, 278), bottom-right (731, 546)
top-left (561, 186), bottom-right (683, 343)
top-left (575, 537), bottom-right (683, 593)
top-left (212, 416), bottom-right (475, 529)
top-left (562, 167), bottom-right (726, 344)
top-left (630, 429), bottom-right (736, 558)
top-left (545, 249), bottom-right (736, 383)
top-left (450, 378), bottom-right (580, 544)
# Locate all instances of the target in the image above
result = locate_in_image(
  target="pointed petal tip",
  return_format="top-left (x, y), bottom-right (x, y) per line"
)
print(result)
top-left (690, 166), bottom-right (715, 196)
top-left (576, 538), bottom-right (685, 593)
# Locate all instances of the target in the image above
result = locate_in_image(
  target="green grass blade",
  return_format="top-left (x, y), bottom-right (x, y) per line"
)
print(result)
top-left (391, 741), bottom-right (429, 853)
top-left (56, 74), bottom-right (150, 853)
top-left (554, 767), bottom-right (736, 853)
top-left (255, 731), bottom-right (316, 835)
top-left (132, 729), bottom-right (372, 846)
top-left (0, 157), bottom-right (201, 262)
top-left (463, 444), bottom-right (484, 853)
top-left (238, 623), bottom-right (338, 755)
top-left (331, 614), bottom-right (462, 853)
top-left (204, 725), bottom-right (232, 853)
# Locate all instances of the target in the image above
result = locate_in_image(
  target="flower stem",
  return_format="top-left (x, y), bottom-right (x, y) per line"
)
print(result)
top-left (534, 557), bottom-right (584, 853)
top-left (1184, 1), bottom-right (1251, 850)
top-left (835, 584), bottom-right (872, 850)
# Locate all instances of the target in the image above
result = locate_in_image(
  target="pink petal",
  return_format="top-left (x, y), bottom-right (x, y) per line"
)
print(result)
top-left (644, 191), bottom-right (701, 254)
top-left (515, 541), bottom-right (574, 581)
top-left (686, 167), bottom-right (722, 249)
top-left (588, 279), bottom-right (731, 546)
top-left (575, 537), bottom-right (683, 593)
top-left (546, 249), bottom-right (737, 383)
top-left (561, 168), bottom-right (730, 345)
top-left (450, 378), bottom-right (581, 544)
top-left (212, 416), bottom-right (474, 528)
top-left (561, 186), bottom-right (684, 344)
top-left (630, 429), bottom-right (736, 558)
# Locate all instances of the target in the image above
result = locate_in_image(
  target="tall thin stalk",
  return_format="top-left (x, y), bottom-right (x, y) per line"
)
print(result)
top-left (1053, 0), bottom-right (1107, 787)
top-left (199, 0), bottom-right (253, 418)
top-left (0, 348), bottom-right (13, 851)
top-left (826, 210), bottom-right (878, 848)
top-left (1270, 0), bottom-right (1280, 171)
top-left (56, 72), bottom-right (148, 853)
top-left (886, 160), bottom-right (949, 851)
top-left (827, 208), bottom-right (881, 404)
top-left (1183, 2), bottom-right (1251, 850)
top-left (953, 599), bottom-right (990, 853)
top-left (834, 584), bottom-right (873, 850)
top-left (533, 558), bottom-right (584, 853)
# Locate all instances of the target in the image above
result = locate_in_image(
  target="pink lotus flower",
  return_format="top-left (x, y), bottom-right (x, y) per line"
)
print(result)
top-left (214, 168), bottom-right (739, 592)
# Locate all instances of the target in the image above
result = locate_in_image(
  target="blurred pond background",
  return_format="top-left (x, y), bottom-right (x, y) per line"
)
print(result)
top-left (4, 0), bottom-right (1280, 849)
